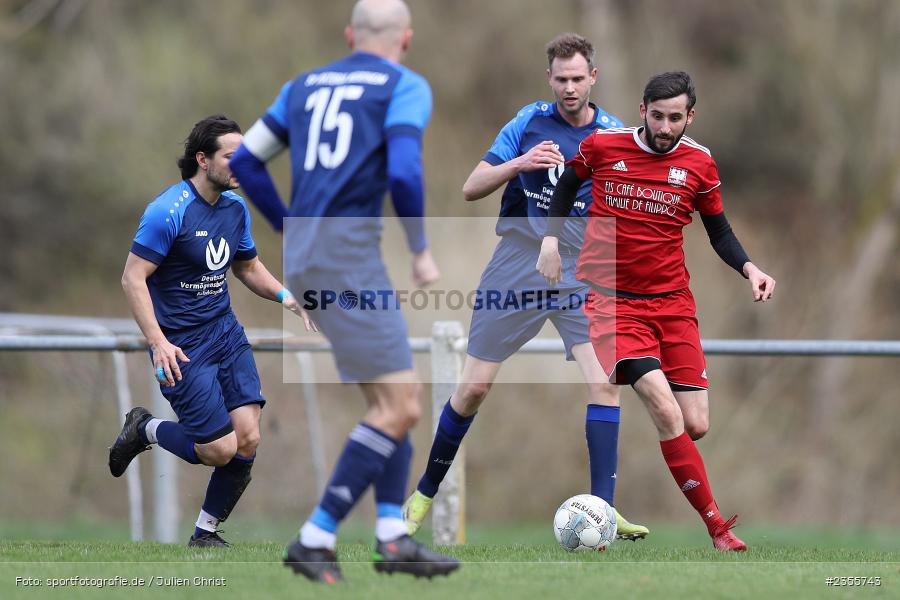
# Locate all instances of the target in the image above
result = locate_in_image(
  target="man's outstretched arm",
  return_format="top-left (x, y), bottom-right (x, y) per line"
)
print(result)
top-left (700, 212), bottom-right (776, 301)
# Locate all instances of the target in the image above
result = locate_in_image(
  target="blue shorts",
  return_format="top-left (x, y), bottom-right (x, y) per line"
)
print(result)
top-left (157, 311), bottom-right (264, 443)
top-left (466, 234), bottom-right (590, 363)
top-left (289, 262), bottom-right (412, 383)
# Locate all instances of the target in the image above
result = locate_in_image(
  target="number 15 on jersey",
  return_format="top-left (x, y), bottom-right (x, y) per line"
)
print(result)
top-left (304, 85), bottom-right (364, 171)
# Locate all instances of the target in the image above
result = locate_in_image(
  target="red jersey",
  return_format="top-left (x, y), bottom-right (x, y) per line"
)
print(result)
top-left (569, 127), bottom-right (724, 294)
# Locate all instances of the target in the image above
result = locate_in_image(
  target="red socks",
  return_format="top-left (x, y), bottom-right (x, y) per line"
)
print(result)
top-left (659, 431), bottom-right (723, 535)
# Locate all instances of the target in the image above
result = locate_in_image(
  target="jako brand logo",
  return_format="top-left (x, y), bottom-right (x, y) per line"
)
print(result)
top-left (206, 238), bottom-right (230, 270)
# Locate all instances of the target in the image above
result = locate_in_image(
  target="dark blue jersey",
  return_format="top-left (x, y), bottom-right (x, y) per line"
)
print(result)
top-left (484, 101), bottom-right (623, 250)
top-left (130, 180), bottom-right (257, 331)
top-left (260, 51), bottom-right (431, 271)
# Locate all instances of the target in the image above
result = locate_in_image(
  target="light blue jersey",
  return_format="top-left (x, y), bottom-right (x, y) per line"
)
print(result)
top-left (466, 102), bottom-right (623, 363)
top-left (485, 101), bottom-right (622, 250)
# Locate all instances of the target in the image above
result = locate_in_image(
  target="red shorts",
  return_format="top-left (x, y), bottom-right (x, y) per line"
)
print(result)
top-left (584, 287), bottom-right (708, 389)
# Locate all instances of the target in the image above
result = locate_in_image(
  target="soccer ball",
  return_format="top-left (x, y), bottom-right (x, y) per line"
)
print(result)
top-left (553, 494), bottom-right (617, 552)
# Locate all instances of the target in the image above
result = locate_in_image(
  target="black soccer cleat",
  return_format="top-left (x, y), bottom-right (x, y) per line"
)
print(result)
top-left (188, 530), bottom-right (231, 548)
top-left (108, 407), bottom-right (153, 477)
top-left (372, 534), bottom-right (460, 579)
top-left (283, 538), bottom-right (343, 584)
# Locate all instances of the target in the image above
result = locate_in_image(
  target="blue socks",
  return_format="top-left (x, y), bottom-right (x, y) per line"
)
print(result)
top-left (311, 423), bottom-right (399, 531)
top-left (374, 434), bottom-right (412, 505)
top-left (150, 421), bottom-right (200, 465)
top-left (586, 404), bottom-right (620, 505)
top-left (416, 400), bottom-right (475, 498)
top-left (194, 453), bottom-right (255, 539)
top-left (139, 420), bottom-right (254, 539)
top-left (373, 435), bottom-right (412, 542)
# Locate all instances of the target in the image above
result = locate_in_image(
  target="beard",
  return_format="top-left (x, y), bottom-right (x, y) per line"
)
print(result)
top-left (207, 167), bottom-right (239, 192)
top-left (643, 118), bottom-right (686, 154)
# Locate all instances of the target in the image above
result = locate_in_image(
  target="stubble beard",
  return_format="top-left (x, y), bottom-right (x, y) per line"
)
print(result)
top-left (559, 94), bottom-right (588, 119)
top-left (208, 167), bottom-right (238, 193)
top-left (643, 117), bottom-right (686, 154)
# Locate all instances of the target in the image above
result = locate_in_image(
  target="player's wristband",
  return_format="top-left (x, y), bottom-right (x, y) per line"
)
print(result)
top-left (277, 288), bottom-right (293, 303)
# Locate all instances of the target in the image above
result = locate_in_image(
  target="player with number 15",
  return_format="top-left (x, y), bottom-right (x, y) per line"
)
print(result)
top-left (231, 0), bottom-right (458, 585)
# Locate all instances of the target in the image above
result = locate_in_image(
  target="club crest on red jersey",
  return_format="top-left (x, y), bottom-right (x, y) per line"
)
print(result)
top-left (668, 166), bottom-right (688, 187)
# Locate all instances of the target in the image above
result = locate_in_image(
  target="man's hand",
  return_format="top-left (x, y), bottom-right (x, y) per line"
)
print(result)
top-left (536, 236), bottom-right (562, 286)
top-left (412, 248), bottom-right (441, 288)
top-left (150, 337), bottom-right (190, 387)
top-left (514, 140), bottom-right (564, 173)
top-left (743, 262), bottom-right (776, 302)
top-left (283, 295), bottom-right (318, 332)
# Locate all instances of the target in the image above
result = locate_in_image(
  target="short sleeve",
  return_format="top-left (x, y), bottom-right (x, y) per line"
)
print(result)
top-left (483, 104), bottom-right (537, 165)
top-left (261, 80), bottom-right (293, 143)
top-left (567, 131), bottom-right (597, 180)
top-left (234, 199), bottom-right (258, 260)
top-left (131, 201), bottom-right (178, 264)
top-left (696, 157), bottom-right (723, 215)
top-left (594, 107), bottom-right (624, 130)
top-left (385, 68), bottom-right (432, 138)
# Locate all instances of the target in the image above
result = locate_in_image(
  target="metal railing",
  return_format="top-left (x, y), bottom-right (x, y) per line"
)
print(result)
top-left (2, 319), bottom-right (900, 545)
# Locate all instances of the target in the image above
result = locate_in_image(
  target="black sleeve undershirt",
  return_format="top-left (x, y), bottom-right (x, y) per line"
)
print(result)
top-left (700, 212), bottom-right (751, 277)
top-left (544, 166), bottom-right (585, 237)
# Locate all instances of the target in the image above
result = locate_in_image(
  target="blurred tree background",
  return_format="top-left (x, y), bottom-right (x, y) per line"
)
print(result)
top-left (1, 0), bottom-right (898, 532)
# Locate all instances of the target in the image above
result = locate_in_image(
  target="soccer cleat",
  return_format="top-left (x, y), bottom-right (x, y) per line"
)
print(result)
top-left (712, 515), bottom-right (747, 552)
top-left (108, 407), bottom-right (153, 477)
top-left (613, 507), bottom-right (649, 541)
top-left (188, 530), bottom-right (230, 548)
top-left (401, 490), bottom-right (434, 536)
top-left (373, 535), bottom-right (460, 579)
top-left (283, 538), bottom-right (343, 584)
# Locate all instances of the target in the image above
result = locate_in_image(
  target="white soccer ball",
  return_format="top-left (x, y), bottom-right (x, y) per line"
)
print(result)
top-left (553, 494), bottom-right (617, 552)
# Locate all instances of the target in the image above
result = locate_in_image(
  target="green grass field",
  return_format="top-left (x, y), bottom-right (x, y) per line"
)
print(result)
top-left (1, 520), bottom-right (897, 600)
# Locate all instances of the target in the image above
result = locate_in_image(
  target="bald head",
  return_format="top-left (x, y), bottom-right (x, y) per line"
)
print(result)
top-left (348, 0), bottom-right (412, 56)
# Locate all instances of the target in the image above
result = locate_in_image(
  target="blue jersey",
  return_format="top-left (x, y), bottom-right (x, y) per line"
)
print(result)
top-left (484, 101), bottom-right (623, 250)
top-left (261, 51), bottom-right (431, 270)
top-left (130, 180), bottom-right (257, 331)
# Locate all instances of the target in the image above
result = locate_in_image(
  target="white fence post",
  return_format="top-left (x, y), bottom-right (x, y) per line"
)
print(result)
top-left (295, 352), bottom-right (327, 497)
top-left (151, 381), bottom-right (180, 543)
top-left (112, 351), bottom-right (142, 542)
top-left (430, 321), bottom-right (465, 545)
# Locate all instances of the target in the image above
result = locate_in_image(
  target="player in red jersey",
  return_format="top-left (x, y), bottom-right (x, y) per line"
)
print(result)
top-left (537, 71), bottom-right (775, 551)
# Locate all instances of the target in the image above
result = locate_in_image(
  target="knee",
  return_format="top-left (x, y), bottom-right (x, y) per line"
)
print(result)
top-left (648, 397), bottom-right (683, 432)
top-left (236, 427), bottom-right (261, 458)
top-left (659, 407), bottom-right (682, 431)
top-left (402, 403), bottom-right (422, 431)
top-left (685, 417), bottom-right (709, 441)
top-left (197, 435), bottom-right (238, 467)
top-left (457, 381), bottom-right (491, 411)
top-left (588, 382), bottom-right (619, 405)
top-left (400, 385), bottom-right (423, 430)
top-left (387, 382), bottom-right (422, 432)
